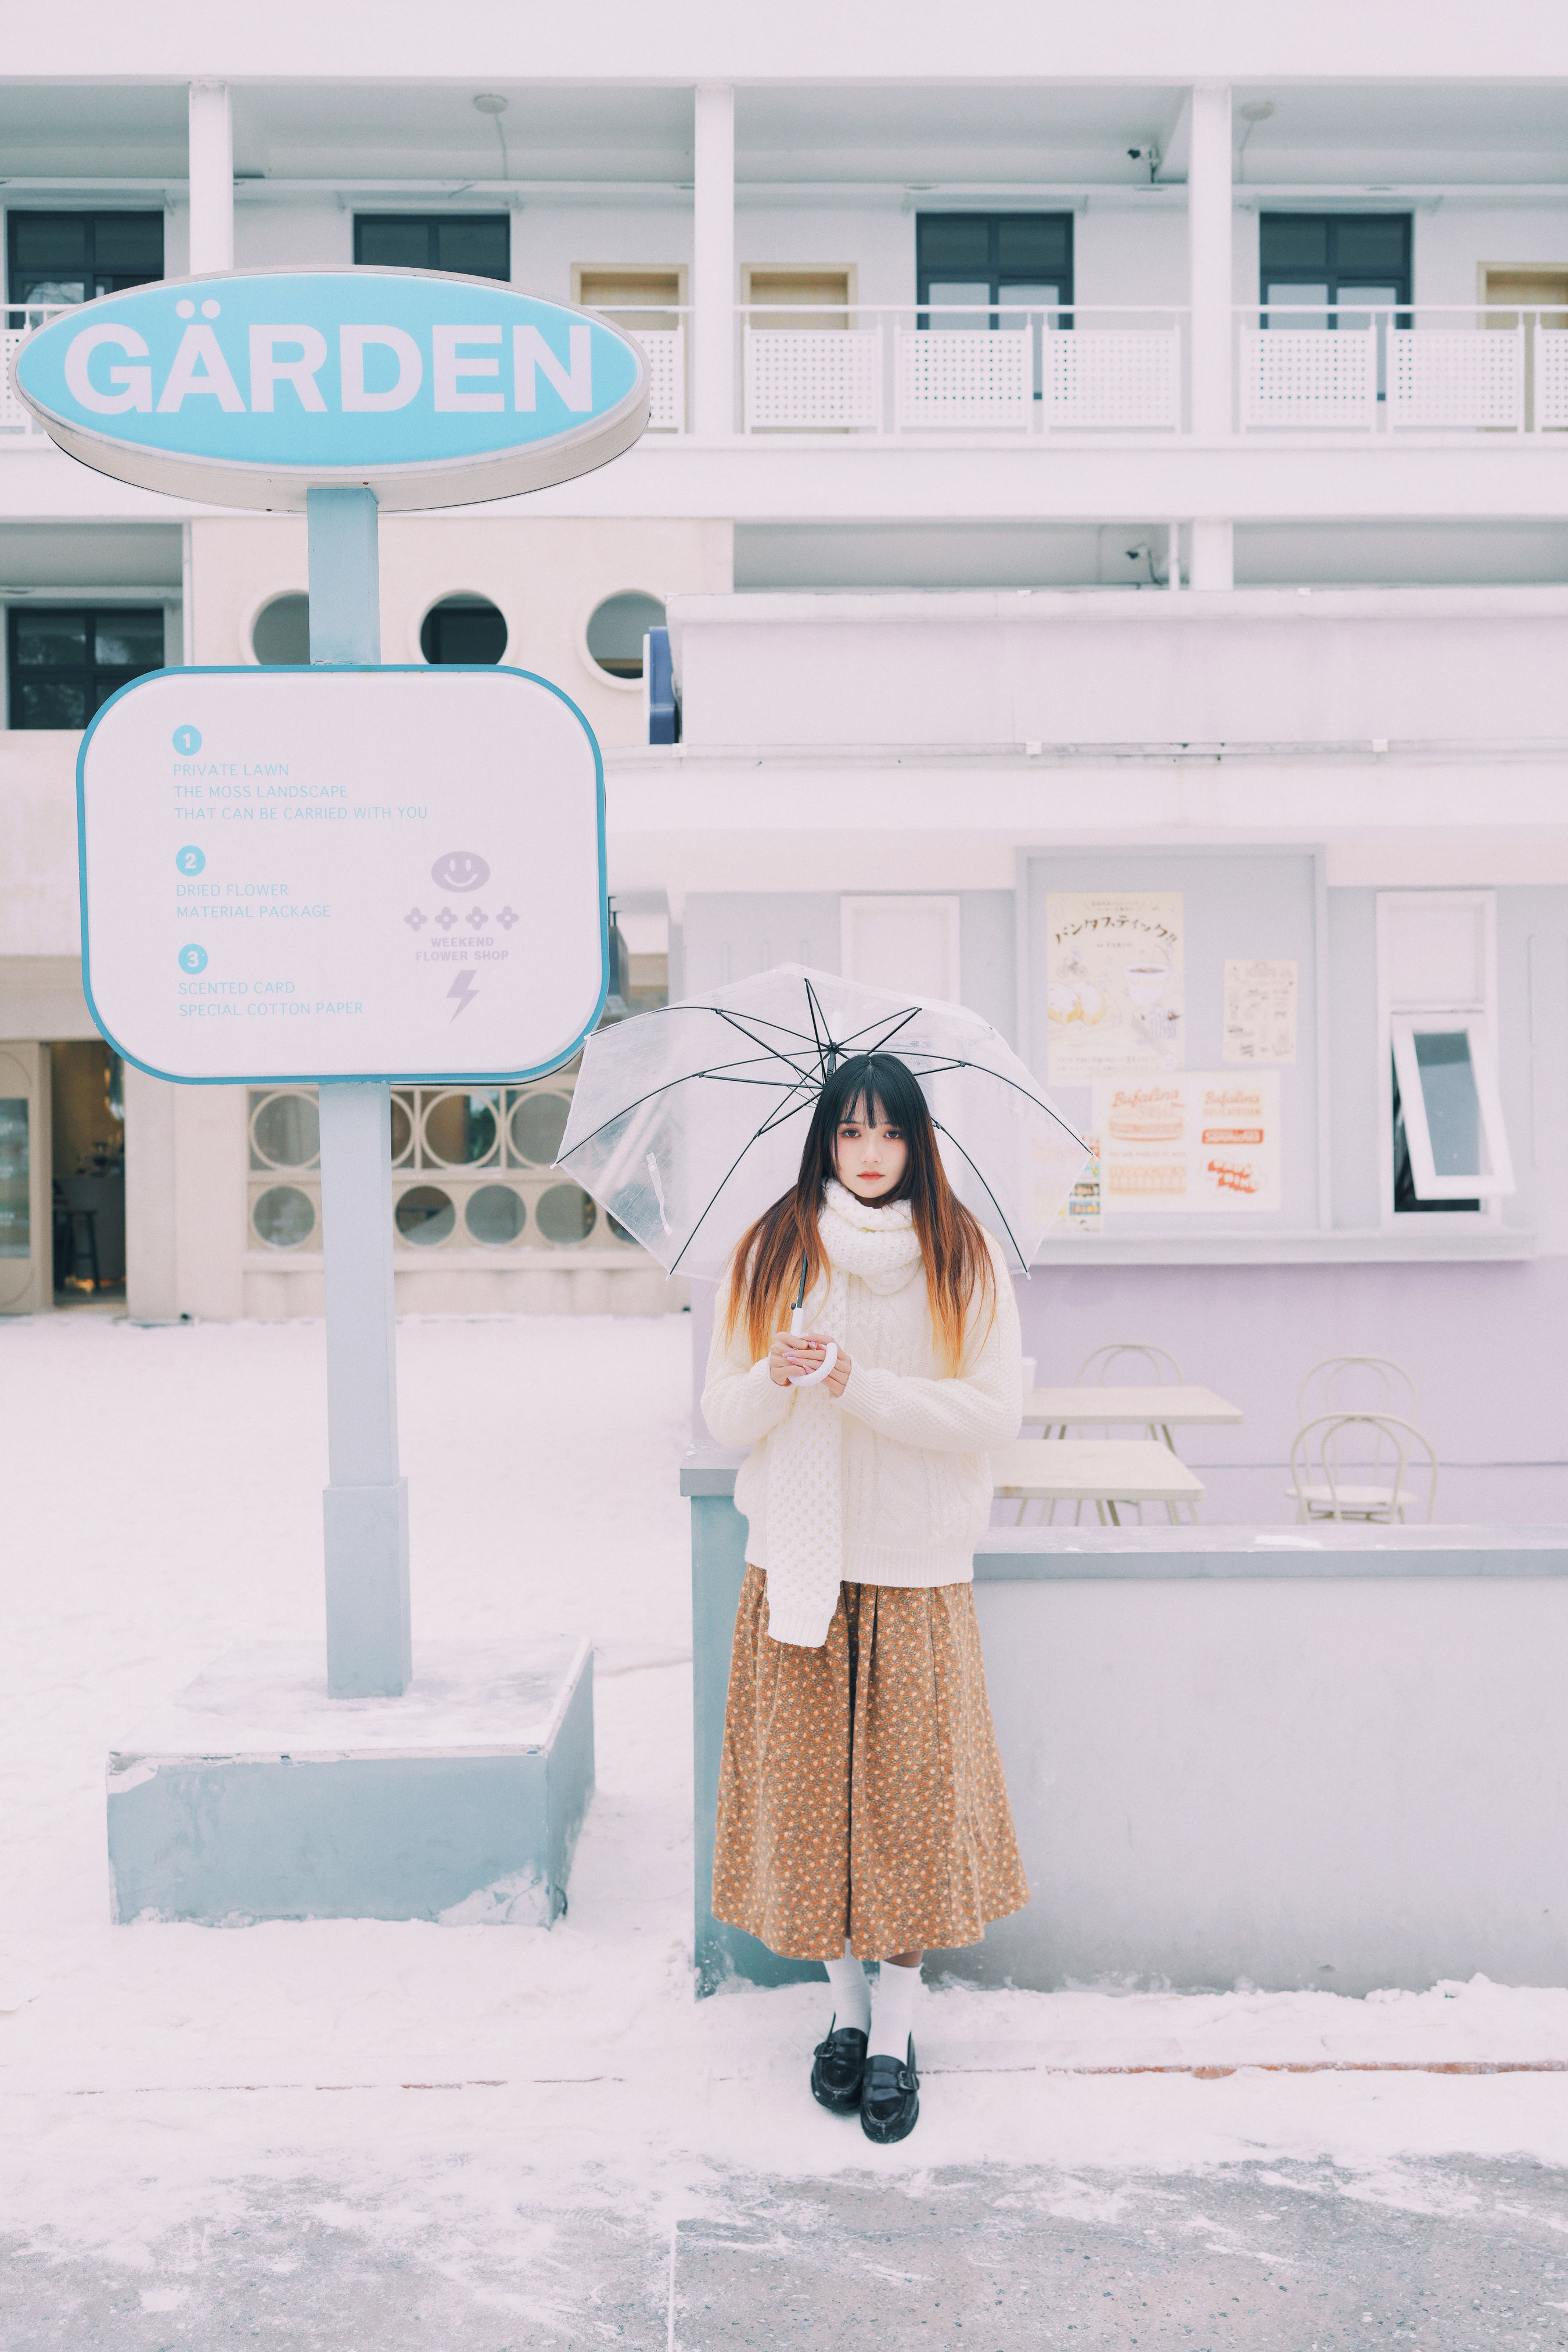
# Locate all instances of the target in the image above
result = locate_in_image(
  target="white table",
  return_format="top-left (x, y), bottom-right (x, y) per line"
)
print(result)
top-left (991, 1438), bottom-right (1206, 1528)
top-left (1024, 1386), bottom-right (1244, 1443)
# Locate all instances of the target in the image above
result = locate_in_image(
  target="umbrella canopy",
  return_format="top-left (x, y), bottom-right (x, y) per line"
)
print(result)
top-left (556, 965), bottom-right (1089, 1280)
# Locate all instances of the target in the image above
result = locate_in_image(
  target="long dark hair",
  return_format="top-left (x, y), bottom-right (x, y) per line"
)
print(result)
top-left (722, 1053), bottom-right (995, 1373)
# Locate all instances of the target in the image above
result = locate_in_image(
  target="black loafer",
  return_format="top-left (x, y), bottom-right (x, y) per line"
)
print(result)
top-left (810, 2020), bottom-right (868, 2114)
top-left (860, 2036), bottom-right (919, 2144)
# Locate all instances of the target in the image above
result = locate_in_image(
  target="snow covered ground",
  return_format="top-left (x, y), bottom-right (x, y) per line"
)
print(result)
top-left (4, 1309), bottom-right (1568, 2341)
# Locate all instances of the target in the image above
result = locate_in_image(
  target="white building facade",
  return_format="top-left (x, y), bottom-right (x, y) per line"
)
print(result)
top-left (3, 5), bottom-right (1567, 1512)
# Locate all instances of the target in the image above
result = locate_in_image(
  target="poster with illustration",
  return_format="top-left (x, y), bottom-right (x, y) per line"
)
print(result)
top-left (1092, 1072), bottom-right (1281, 1213)
top-left (1046, 893), bottom-right (1184, 1081)
top-left (1223, 959), bottom-right (1298, 1064)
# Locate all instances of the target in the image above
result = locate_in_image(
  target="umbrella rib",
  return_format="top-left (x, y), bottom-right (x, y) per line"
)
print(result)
top-left (556, 1060), bottom-right (816, 1163)
top-left (667, 1092), bottom-right (816, 1277)
top-left (930, 1119), bottom-right (1033, 1276)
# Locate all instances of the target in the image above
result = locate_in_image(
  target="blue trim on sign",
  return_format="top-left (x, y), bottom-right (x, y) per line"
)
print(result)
top-left (75, 663), bottom-right (610, 1088)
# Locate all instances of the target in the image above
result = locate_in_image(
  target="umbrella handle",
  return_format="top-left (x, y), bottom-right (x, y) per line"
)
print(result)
top-left (786, 1303), bottom-right (839, 1389)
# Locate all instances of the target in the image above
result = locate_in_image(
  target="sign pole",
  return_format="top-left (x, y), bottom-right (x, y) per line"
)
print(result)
top-left (307, 485), bottom-right (411, 1700)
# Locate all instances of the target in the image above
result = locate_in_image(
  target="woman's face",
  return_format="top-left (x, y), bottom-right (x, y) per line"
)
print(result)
top-left (833, 1096), bottom-right (909, 1202)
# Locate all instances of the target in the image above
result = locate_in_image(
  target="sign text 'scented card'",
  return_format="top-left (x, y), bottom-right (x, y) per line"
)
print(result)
top-left (78, 666), bottom-right (607, 1085)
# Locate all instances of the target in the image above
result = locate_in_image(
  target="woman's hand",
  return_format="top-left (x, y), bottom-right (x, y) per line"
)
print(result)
top-left (768, 1330), bottom-right (851, 1391)
top-left (769, 1328), bottom-right (825, 1387)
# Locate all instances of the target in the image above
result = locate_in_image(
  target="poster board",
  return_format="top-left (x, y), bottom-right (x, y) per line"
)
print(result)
top-left (1023, 848), bottom-right (1324, 1236)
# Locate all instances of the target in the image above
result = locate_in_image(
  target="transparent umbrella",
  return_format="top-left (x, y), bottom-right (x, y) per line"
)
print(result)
top-left (556, 964), bottom-right (1089, 1281)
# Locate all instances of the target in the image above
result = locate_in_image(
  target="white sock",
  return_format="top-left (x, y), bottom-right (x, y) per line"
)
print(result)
top-left (869, 1958), bottom-right (921, 2061)
top-left (823, 1941), bottom-right (870, 2037)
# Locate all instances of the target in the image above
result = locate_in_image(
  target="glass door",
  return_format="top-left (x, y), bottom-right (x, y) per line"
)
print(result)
top-left (0, 1044), bottom-right (52, 1315)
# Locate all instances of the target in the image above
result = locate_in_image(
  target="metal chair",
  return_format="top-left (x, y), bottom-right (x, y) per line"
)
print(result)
top-left (1288, 1413), bottom-right (1438, 1525)
top-left (1296, 1356), bottom-right (1419, 1430)
top-left (1076, 1343), bottom-right (1186, 1385)
top-left (1061, 1343), bottom-right (1193, 1526)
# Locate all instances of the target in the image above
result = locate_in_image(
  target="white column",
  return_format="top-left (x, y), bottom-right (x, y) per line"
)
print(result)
top-left (692, 84), bottom-right (735, 437)
top-left (1187, 82), bottom-right (1234, 588)
top-left (1188, 82), bottom-right (1232, 443)
top-left (1188, 519), bottom-right (1234, 591)
top-left (124, 1065), bottom-right (179, 1323)
top-left (188, 81), bottom-right (234, 278)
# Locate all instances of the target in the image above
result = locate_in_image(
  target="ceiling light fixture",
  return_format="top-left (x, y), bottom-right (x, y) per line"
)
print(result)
top-left (473, 93), bottom-right (508, 115)
top-left (1237, 99), bottom-right (1275, 185)
top-left (472, 93), bottom-right (512, 182)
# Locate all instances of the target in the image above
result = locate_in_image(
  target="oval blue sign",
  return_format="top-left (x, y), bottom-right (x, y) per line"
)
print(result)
top-left (12, 268), bottom-right (648, 512)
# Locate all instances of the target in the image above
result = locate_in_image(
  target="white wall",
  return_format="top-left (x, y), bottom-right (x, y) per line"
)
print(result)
top-left (670, 587), bottom-right (1568, 749)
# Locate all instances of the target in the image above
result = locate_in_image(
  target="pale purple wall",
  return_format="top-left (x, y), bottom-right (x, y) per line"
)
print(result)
top-left (689, 1257), bottom-right (1568, 1526)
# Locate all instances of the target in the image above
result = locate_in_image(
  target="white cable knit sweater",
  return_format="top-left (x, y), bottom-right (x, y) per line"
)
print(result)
top-left (702, 1184), bottom-right (1024, 1648)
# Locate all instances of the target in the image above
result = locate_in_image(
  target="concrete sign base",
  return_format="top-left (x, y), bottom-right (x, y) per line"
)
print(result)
top-left (107, 1638), bottom-right (594, 1925)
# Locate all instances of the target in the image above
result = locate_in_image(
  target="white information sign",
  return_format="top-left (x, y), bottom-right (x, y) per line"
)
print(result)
top-left (1092, 1072), bottom-right (1282, 1213)
top-left (1223, 958), bottom-right (1298, 1065)
top-left (78, 667), bottom-right (607, 1084)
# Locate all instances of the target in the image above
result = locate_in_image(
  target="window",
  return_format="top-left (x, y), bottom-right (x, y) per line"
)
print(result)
top-left (1260, 214), bottom-right (1411, 325)
top-left (420, 596), bottom-right (507, 665)
top-left (916, 213), bottom-right (1073, 328)
top-left (742, 267), bottom-right (854, 330)
top-left (584, 592), bottom-right (664, 685)
top-left (251, 595), bottom-right (310, 666)
top-left (354, 214), bottom-right (510, 282)
top-left (7, 210), bottom-right (163, 316)
top-left (573, 267), bottom-right (685, 328)
top-left (1377, 891), bottom-right (1514, 1221)
top-left (8, 607), bottom-right (164, 729)
top-left (840, 897), bottom-right (961, 1001)
top-left (244, 1079), bottom-right (632, 1257)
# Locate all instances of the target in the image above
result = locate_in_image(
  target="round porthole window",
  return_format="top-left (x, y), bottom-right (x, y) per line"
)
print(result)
top-left (584, 591), bottom-right (664, 686)
top-left (251, 594), bottom-right (310, 666)
top-left (535, 1181), bottom-right (596, 1245)
top-left (465, 1185), bottom-right (527, 1246)
top-left (395, 1185), bottom-right (455, 1246)
top-left (390, 1093), bottom-right (414, 1163)
top-left (253, 1185), bottom-right (316, 1249)
top-left (423, 1090), bottom-right (499, 1167)
top-left (250, 1091), bottom-right (319, 1169)
top-left (420, 595), bottom-right (508, 665)
top-left (509, 1091), bottom-right (571, 1166)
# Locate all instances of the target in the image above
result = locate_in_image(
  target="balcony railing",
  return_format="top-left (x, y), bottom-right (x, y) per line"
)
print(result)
top-left (1238, 304), bottom-right (1568, 435)
top-left (1, 305), bottom-right (67, 437)
top-left (4, 298), bottom-right (1566, 447)
top-left (736, 304), bottom-right (1186, 436)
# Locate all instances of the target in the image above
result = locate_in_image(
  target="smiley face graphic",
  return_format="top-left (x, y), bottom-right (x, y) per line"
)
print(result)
top-left (431, 851), bottom-right (490, 894)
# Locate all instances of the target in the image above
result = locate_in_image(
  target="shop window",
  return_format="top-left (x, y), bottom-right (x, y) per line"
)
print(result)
top-left (1378, 892), bottom-right (1513, 1221)
top-left (840, 896), bottom-right (961, 1001)
top-left (251, 595), bottom-right (310, 666)
top-left (420, 595), bottom-right (507, 665)
top-left (915, 213), bottom-right (1073, 328)
top-left (354, 214), bottom-right (509, 282)
top-left (7, 607), bottom-right (163, 729)
top-left (8, 210), bottom-right (163, 315)
top-left (585, 591), bottom-right (664, 684)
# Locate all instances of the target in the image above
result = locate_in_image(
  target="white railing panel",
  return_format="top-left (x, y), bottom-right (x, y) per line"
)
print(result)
top-left (1240, 325), bottom-right (1376, 430)
top-left (896, 326), bottom-right (1032, 431)
top-left (1387, 328), bottom-right (1523, 431)
top-left (0, 330), bottom-right (34, 434)
top-left (1048, 327), bottom-right (1181, 430)
top-left (1537, 328), bottom-right (1568, 431)
top-left (637, 328), bottom-right (685, 433)
top-left (743, 327), bottom-right (881, 431)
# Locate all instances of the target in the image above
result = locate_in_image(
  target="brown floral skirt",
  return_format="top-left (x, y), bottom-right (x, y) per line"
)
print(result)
top-left (712, 1566), bottom-right (1030, 1962)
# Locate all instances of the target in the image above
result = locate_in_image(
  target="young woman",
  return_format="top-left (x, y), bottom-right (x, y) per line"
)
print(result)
top-left (702, 1052), bottom-right (1029, 2146)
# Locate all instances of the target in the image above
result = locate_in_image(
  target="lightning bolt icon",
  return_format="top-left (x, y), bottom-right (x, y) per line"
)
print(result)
top-left (447, 970), bottom-right (480, 1020)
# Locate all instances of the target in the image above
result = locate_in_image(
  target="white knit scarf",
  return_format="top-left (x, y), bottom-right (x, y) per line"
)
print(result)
top-left (763, 1178), bottom-right (926, 1650)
